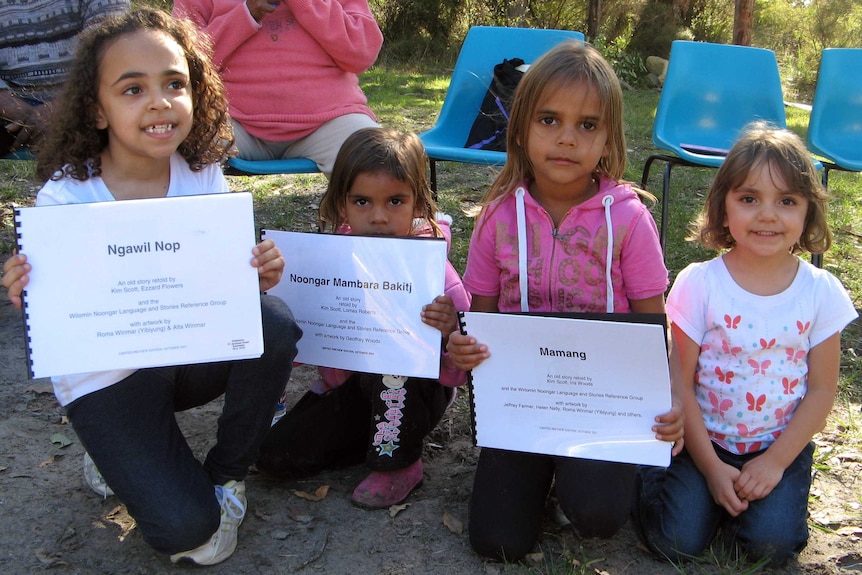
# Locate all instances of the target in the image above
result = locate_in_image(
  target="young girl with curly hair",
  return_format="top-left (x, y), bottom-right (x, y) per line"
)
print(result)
top-left (2, 9), bottom-right (301, 566)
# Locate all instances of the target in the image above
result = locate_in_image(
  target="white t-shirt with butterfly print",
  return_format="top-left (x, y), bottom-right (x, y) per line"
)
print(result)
top-left (667, 255), bottom-right (857, 455)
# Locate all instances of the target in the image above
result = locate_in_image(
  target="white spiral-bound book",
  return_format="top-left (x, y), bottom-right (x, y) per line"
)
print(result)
top-left (14, 192), bottom-right (263, 379)
top-left (461, 311), bottom-right (673, 467)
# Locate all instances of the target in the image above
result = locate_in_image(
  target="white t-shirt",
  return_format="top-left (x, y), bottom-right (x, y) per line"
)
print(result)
top-left (667, 255), bottom-right (857, 455)
top-left (35, 154), bottom-right (230, 406)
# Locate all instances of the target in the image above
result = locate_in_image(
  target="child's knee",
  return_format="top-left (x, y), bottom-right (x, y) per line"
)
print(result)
top-left (259, 297), bottom-right (302, 367)
top-left (635, 504), bottom-right (714, 564)
top-left (468, 527), bottom-right (535, 563)
top-left (140, 498), bottom-right (220, 555)
top-left (739, 530), bottom-right (807, 566)
top-left (643, 530), bottom-right (709, 564)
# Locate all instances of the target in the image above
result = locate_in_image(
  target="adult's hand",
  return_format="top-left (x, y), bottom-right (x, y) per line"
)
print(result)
top-left (246, 0), bottom-right (279, 22)
top-left (1, 91), bottom-right (50, 150)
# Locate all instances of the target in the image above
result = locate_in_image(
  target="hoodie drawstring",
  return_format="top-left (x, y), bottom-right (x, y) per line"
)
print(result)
top-left (514, 189), bottom-right (616, 314)
top-left (602, 194), bottom-right (615, 313)
top-left (515, 187), bottom-right (530, 313)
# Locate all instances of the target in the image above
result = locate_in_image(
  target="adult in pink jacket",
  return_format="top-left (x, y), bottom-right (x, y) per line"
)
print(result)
top-left (173, 0), bottom-right (383, 176)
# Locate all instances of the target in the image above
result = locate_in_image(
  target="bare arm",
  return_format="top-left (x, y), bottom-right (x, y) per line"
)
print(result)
top-left (734, 332), bottom-right (840, 503)
top-left (0, 91), bottom-right (50, 149)
top-left (673, 323), bottom-right (748, 517)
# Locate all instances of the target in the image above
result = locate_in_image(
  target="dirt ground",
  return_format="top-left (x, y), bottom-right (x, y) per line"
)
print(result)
top-left (0, 293), bottom-right (861, 574)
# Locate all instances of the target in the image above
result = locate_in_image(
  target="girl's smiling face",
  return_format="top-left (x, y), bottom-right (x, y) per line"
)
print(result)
top-left (724, 160), bottom-right (809, 261)
top-left (94, 29), bottom-right (193, 165)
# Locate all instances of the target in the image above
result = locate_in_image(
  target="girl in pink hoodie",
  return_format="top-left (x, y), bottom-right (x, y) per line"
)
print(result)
top-left (447, 41), bottom-right (683, 561)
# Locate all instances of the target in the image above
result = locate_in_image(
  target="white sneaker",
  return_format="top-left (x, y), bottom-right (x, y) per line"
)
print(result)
top-left (170, 480), bottom-right (247, 566)
top-left (83, 452), bottom-right (114, 498)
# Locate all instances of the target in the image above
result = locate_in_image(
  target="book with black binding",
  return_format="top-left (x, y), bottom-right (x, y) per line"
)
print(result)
top-left (459, 311), bottom-right (672, 466)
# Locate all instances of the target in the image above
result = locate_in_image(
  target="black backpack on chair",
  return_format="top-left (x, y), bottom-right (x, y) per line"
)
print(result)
top-left (464, 58), bottom-right (525, 152)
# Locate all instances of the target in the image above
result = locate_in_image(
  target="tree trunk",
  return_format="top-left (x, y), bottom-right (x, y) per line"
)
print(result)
top-left (587, 0), bottom-right (601, 41)
top-left (507, 0), bottom-right (528, 27)
top-left (733, 0), bottom-right (754, 46)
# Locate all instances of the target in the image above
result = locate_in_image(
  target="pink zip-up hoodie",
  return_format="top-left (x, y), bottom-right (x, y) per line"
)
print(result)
top-left (464, 176), bottom-right (668, 313)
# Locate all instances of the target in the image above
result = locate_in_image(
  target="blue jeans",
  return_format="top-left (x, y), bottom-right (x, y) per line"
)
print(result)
top-left (66, 295), bottom-right (301, 555)
top-left (635, 442), bottom-right (813, 565)
top-left (468, 448), bottom-right (637, 561)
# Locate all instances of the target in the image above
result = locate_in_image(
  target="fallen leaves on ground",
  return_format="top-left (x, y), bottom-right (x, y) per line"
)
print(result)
top-left (389, 503), bottom-right (410, 518)
top-left (50, 433), bottom-right (72, 447)
top-left (287, 507), bottom-right (315, 524)
top-left (442, 509), bottom-right (463, 534)
top-left (38, 454), bottom-right (61, 467)
top-left (103, 505), bottom-right (136, 542)
top-left (291, 485), bottom-right (330, 502)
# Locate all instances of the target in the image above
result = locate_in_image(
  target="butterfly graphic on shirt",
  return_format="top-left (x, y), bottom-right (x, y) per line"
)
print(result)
top-left (759, 338), bottom-right (776, 349)
top-left (714, 366), bottom-right (735, 384)
top-left (774, 402), bottom-right (796, 426)
top-left (724, 314), bottom-right (741, 329)
top-left (785, 348), bottom-right (806, 364)
top-left (797, 320), bottom-right (811, 335)
top-left (745, 392), bottom-right (766, 412)
top-left (748, 359), bottom-right (771, 374)
top-left (708, 391), bottom-right (732, 418)
top-left (736, 424), bottom-right (764, 440)
top-left (782, 377), bottom-right (800, 395)
top-left (735, 424), bottom-right (765, 453)
top-left (721, 339), bottom-right (742, 357)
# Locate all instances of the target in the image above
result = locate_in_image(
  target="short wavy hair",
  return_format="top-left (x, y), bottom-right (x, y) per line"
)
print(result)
top-left (36, 8), bottom-right (233, 182)
top-left (692, 121), bottom-right (831, 254)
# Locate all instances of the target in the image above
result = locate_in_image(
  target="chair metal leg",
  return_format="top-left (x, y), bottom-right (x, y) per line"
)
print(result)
top-left (640, 155), bottom-right (659, 190)
top-left (659, 162), bottom-right (673, 253)
top-left (641, 153), bottom-right (715, 257)
top-left (640, 153), bottom-right (674, 254)
top-left (429, 159), bottom-right (438, 201)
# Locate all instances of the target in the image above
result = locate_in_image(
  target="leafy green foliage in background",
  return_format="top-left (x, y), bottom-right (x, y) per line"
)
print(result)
top-left (136, 1), bottom-right (862, 103)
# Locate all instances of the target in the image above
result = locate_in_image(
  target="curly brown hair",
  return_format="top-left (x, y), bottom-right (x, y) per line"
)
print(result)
top-left (692, 121), bottom-right (831, 255)
top-left (36, 8), bottom-right (233, 182)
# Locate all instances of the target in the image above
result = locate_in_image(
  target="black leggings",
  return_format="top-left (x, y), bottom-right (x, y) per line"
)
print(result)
top-left (258, 373), bottom-right (452, 478)
top-left (468, 448), bottom-right (637, 561)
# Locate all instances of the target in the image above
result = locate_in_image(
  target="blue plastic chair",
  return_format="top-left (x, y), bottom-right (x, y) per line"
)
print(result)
top-left (419, 26), bottom-right (585, 191)
top-left (224, 156), bottom-right (320, 176)
top-left (805, 48), bottom-right (862, 267)
top-left (640, 41), bottom-right (788, 250)
top-left (806, 48), bottom-right (862, 184)
top-left (2, 148), bottom-right (35, 160)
